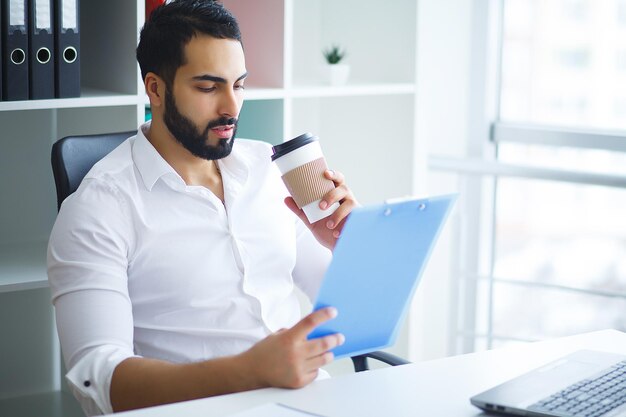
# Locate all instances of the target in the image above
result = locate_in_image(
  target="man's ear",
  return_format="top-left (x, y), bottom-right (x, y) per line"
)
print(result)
top-left (145, 72), bottom-right (165, 107)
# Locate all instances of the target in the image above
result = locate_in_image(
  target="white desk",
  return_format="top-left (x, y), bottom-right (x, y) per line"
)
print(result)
top-left (116, 329), bottom-right (626, 417)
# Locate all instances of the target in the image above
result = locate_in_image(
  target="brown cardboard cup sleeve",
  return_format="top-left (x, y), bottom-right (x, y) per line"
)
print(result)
top-left (281, 157), bottom-right (335, 209)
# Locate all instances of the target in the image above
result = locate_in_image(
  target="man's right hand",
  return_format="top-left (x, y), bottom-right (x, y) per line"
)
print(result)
top-left (111, 308), bottom-right (343, 412)
top-left (239, 307), bottom-right (344, 389)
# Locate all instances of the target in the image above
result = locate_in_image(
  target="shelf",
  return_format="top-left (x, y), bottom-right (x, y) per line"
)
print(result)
top-left (142, 83), bottom-right (414, 106)
top-left (244, 84), bottom-right (414, 100)
top-left (0, 390), bottom-right (83, 417)
top-left (0, 89), bottom-right (142, 111)
top-left (244, 88), bottom-right (288, 100)
top-left (0, 241), bottom-right (49, 293)
top-left (289, 82), bottom-right (415, 98)
top-left (291, 0), bottom-right (416, 90)
top-left (142, 88), bottom-right (287, 106)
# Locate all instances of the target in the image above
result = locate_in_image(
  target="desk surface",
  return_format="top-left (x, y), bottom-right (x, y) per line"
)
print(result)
top-left (117, 329), bottom-right (626, 417)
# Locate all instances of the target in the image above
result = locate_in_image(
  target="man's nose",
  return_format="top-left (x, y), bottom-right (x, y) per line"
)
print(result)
top-left (218, 89), bottom-right (240, 118)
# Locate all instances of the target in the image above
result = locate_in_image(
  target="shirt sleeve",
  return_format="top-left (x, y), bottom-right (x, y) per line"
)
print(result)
top-left (47, 179), bottom-right (138, 415)
top-left (292, 218), bottom-right (332, 303)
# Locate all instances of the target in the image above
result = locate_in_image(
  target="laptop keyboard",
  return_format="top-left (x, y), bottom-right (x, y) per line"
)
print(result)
top-left (528, 360), bottom-right (626, 417)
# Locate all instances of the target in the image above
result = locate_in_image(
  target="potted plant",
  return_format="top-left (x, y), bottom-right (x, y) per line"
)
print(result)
top-left (323, 45), bottom-right (350, 86)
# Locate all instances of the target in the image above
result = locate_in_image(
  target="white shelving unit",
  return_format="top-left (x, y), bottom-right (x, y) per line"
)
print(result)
top-left (0, 1), bottom-right (144, 415)
top-left (0, 1), bottom-right (418, 415)
top-left (224, 0), bottom-right (418, 204)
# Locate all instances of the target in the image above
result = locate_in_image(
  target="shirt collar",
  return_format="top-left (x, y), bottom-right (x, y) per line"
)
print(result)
top-left (132, 121), bottom-right (250, 191)
top-left (132, 122), bottom-right (182, 191)
top-left (217, 141), bottom-right (250, 187)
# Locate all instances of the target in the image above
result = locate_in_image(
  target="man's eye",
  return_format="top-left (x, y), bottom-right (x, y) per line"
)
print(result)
top-left (234, 84), bottom-right (245, 90)
top-left (198, 86), bottom-right (216, 92)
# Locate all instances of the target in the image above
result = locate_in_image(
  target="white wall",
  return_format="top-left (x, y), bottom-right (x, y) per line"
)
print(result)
top-left (408, 0), bottom-right (495, 361)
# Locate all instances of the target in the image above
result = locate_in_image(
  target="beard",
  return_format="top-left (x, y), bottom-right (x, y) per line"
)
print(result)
top-left (163, 88), bottom-right (238, 161)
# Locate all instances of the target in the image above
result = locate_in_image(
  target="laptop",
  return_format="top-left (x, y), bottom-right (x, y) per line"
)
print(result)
top-left (307, 194), bottom-right (457, 359)
top-left (470, 350), bottom-right (626, 417)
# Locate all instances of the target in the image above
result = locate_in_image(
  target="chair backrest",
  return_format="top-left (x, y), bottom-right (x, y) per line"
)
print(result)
top-left (51, 131), bottom-right (135, 210)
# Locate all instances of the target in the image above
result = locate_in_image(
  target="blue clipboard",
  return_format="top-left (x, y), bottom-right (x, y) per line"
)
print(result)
top-left (308, 194), bottom-right (457, 359)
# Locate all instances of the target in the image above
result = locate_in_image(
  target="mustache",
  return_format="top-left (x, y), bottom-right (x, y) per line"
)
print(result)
top-left (205, 117), bottom-right (238, 131)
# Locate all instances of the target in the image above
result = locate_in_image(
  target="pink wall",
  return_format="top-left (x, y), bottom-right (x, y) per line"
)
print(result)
top-left (221, 0), bottom-right (285, 88)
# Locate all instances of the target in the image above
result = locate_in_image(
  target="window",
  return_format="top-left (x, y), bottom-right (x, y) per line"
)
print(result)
top-left (500, 0), bottom-right (626, 131)
top-left (616, 49), bottom-right (626, 72)
top-left (562, 0), bottom-right (589, 22)
top-left (619, 0), bottom-right (626, 26)
top-left (470, 0), bottom-right (626, 349)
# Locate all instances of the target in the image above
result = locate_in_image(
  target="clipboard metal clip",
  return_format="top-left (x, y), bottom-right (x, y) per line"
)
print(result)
top-left (383, 196), bottom-right (428, 215)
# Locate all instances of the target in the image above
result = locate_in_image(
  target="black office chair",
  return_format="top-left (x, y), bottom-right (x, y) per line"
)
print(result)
top-left (50, 131), bottom-right (410, 372)
top-left (51, 131), bottom-right (135, 211)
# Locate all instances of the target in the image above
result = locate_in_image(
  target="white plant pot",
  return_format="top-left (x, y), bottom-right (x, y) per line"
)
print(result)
top-left (327, 63), bottom-right (350, 86)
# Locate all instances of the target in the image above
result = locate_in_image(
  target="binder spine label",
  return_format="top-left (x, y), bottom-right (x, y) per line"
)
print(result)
top-left (35, 0), bottom-right (51, 31)
top-left (62, 0), bottom-right (77, 31)
top-left (54, 0), bottom-right (81, 98)
top-left (9, 0), bottom-right (26, 27)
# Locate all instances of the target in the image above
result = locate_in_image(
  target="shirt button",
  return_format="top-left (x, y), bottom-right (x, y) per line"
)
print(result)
top-left (83, 380), bottom-right (91, 387)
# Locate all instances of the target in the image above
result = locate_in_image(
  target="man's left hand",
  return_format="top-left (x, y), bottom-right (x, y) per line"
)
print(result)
top-left (284, 169), bottom-right (359, 251)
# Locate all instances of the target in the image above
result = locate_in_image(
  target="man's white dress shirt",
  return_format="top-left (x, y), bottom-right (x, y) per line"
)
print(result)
top-left (47, 123), bottom-right (332, 415)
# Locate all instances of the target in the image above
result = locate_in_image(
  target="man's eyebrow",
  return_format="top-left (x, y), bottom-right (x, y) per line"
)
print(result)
top-left (191, 72), bottom-right (248, 83)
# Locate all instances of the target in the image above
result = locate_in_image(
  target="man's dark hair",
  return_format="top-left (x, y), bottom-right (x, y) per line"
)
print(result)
top-left (136, 0), bottom-right (241, 88)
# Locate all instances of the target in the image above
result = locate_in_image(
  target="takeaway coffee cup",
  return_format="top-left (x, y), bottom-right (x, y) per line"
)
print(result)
top-left (271, 133), bottom-right (340, 223)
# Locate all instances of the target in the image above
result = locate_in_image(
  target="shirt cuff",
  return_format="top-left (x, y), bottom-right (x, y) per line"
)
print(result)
top-left (65, 345), bottom-right (138, 416)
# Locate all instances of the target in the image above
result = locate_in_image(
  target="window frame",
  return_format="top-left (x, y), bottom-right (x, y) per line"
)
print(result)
top-left (426, 0), bottom-right (626, 354)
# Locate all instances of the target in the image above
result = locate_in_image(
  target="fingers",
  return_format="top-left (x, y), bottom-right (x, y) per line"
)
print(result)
top-left (245, 308), bottom-right (341, 390)
top-left (290, 307), bottom-right (337, 339)
top-left (319, 170), bottom-right (359, 231)
top-left (324, 198), bottom-right (355, 232)
top-left (319, 185), bottom-right (350, 210)
top-left (319, 169), bottom-right (347, 209)
top-left (307, 351), bottom-right (335, 370)
top-left (323, 194), bottom-right (355, 234)
top-left (324, 169), bottom-right (344, 185)
top-left (304, 333), bottom-right (345, 358)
